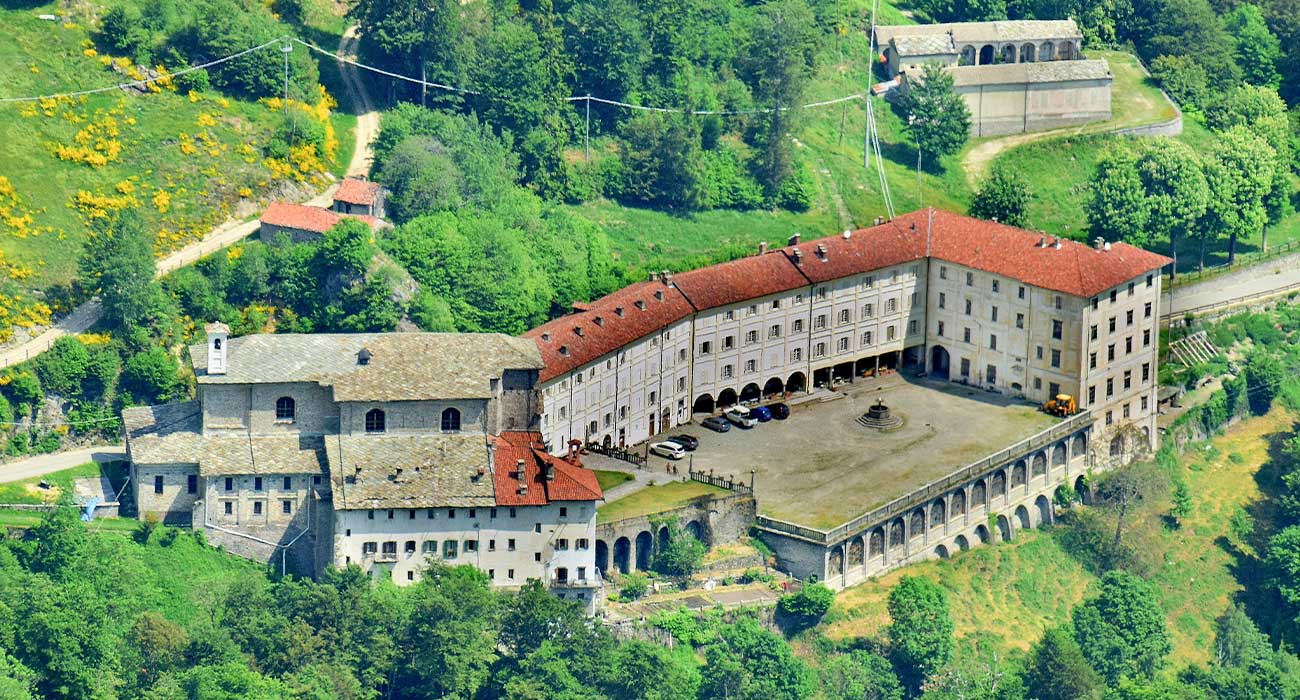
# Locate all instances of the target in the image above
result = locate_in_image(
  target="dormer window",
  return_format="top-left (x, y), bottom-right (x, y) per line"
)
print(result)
top-left (365, 408), bottom-right (386, 433)
top-left (441, 408), bottom-right (461, 432)
top-left (559, 346), bottom-right (569, 356)
top-left (275, 397), bottom-right (295, 422)
top-left (357, 348), bottom-right (372, 366)
top-left (540, 332), bottom-right (550, 342)
top-left (634, 300), bottom-right (645, 310)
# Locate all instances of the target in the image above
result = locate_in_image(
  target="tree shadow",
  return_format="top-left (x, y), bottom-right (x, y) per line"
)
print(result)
top-left (1227, 425), bottom-right (1295, 645)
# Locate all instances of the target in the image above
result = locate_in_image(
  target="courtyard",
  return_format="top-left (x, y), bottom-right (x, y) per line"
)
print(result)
top-left (659, 375), bottom-right (1059, 530)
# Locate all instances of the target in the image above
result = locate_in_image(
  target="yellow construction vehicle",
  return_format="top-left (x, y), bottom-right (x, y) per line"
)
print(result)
top-left (1043, 394), bottom-right (1077, 417)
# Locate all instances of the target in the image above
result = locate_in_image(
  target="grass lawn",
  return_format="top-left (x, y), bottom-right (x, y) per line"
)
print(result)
top-left (0, 1), bottom-right (349, 338)
top-left (594, 469), bottom-right (634, 492)
top-left (819, 405), bottom-right (1295, 667)
top-left (1083, 51), bottom-right (1177, 131)
top-left (597, 479), bottom-right (729, 523)
top-left (0, 459), bottom-right (125, 505)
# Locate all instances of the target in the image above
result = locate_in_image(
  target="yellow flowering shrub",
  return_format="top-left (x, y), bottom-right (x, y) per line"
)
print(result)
top-left (77, 333), bottom-right (112, 346)
top-left (72, 189), bottom-right (136, 220)
top-left (50, 110), bottom-right (124, 167)
top-left (197, 113), bottom-right (218, 127)
top-left (83, 48), bottom-right (97, 58)
top-left (153, 190), bottom-right (171, 213)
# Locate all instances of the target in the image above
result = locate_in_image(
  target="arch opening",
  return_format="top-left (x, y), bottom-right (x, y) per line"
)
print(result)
top-left (740, 383), bottom-right (761, 404)
top-left (763, 377), bottom-right (785, 398)
top-left (635, 530), bottom-right (653, 570)
top-left (935, 545), bottom-right (950, 559)
top-left (979, 44), bottom-right (995, 64)
top-left (787, 372), bottom-right (807, 393)
top-left (930, 345), bottom-right (951, 380)
top-left (718, 388), bottom-right (738, 409)
top-left (613, 537), bottom-right (631, 574)
top-left (693, 394), bottom-right (715, 414)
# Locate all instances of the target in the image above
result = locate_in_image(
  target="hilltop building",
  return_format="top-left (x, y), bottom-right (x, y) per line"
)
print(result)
top-left (123, 330), bottom-right (603, 610)
top-left (258, 178), bottom-right (389, 242)
top-left (874, 19), bottom-right (1112, 136)
top-left (527, 209), bottom-right (1168, 464)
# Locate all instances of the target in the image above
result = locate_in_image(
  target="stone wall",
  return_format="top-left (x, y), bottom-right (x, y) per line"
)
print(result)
top-left (959, 78), bottom-right (1111, 137)
top-left (594, 491), bottom-right (755, 576)
top-left (134, 463), bottom-right (200, 525)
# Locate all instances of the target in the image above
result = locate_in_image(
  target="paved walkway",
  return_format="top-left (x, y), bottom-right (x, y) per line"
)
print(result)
top-left (583, 452), bottom-right (665, 502)
top-left (0, 28), bottom-right (378, 370)
top-left (1162, 259), bottom-right (1300, 319)
top-left (0, 445), bottom-right (125, 484)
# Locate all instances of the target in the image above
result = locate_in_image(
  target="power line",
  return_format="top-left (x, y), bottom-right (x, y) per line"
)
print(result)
top-left (0, 37), bottom-right (285, 104)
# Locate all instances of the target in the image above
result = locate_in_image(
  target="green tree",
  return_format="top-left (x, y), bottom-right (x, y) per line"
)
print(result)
top-left (3, 372), bottom-right (41, 413)
top-left (36, 337), bottom-right (91, 399)
top-left (617, 112), bottom-right (703, 210)
top-left (699, 618), bottom-right (813, 700)
top-left (1136, 140), bottom-right (1208, 278)
top-left (606, 639), bottom-right (700, 700)
top-left (123, 347), bottom-right (180, 404)
top-left (394, 565), bottom-right (499, 700)
top-left (129, 611), bottom-right (189, 687)
top-left (1072, 571), bottom-right (1171, 683)
top-left (1148, 54), bottom-right (1210, 111)
top-left (1213, 604), bottom-right (1272, 669)
top-left (1023, 626), bottom-right (1103, 700)
top-left (969, 163), bottom-right (1029, 227)
top-left (377, 136), bottom-right (466, 222)
top-left (410, 290), bottom-right (456, 332)
top-left (1170, 476), bottom-right (1193, 527)
top-left (22, 499), bottom-right (85, 581)
top-left (1244, 352), bottom-right (1283, 415)
top-left (1266, 526), bottom-right (1300, 611)
top-left (819, 651), bottom-right (904, 700)
top-left (886, 575), bottom-right (954, 693)
top-left (898, 63), bottom-right (972, 163)
top-left (652, 521), bottom-right (706, 577)
top-left (918, 0), bottom-right (1008, 22)
top-left (1226, 5), bottom-right (1282, 88)
top-left (776, 583), bottom-right (834, 632)
top-left (81, 209), bottom-right (175, 338)
top-left (1200, 127), bottom-right (1275, 266)
top-left (1088, 146), bottom-right (1149, 246)
top-left (742, 0), bottom-right (818, 196)
top-left (346, 0), bottom-right (469, 106)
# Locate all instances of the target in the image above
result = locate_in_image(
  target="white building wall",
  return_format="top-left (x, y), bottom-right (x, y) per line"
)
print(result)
top-left (1079, 272), bottom-right (1162, 453)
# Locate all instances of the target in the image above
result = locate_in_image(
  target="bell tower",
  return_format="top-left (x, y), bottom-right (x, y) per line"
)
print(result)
top-left (205, 322), bottom-right (230, 375)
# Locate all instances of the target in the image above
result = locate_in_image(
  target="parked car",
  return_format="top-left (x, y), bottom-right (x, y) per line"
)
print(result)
top-left (666, 434), bottom-right (699, 451)
top-left (725, 405), bottom-right (758, 428)
top-left (768, 402), bottom-right (790, 420)
top-left (701, 416), bottom-right (731, 432)
top-left (649, 441), bottom-right (687, 460)
top-left (751, 406), bottom-right (773, 422)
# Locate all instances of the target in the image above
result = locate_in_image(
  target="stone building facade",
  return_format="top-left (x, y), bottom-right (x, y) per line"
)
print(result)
top-left (527, 209), bottom-right (1168, 467)
top-left (875, 20), bottom-right (1112, 136)
top-left (124, 329), bottom-right (604, 609)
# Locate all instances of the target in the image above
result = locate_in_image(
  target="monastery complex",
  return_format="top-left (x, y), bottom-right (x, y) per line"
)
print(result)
top-left (124, 208), bottom-right (1170, 597)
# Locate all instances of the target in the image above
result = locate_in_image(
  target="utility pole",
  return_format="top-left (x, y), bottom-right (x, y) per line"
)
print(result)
top-left (280, 36), bottom-right (293, 107)
top-left (584, 95), bottom-right (591, 163)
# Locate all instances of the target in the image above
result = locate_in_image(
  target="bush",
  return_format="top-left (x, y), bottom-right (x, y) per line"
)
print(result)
top-left (620, 573), bottom-right (649, 600)
top-left (770, 167), bottom-right (813, 212)
top-left (776, 583), bottom-right (834, 632)
top-left (1150, 54), bottom-right (1211, 110)
top-left (123, 347), bottom-right (181, 404)
top-left (99, 4), bottom-right (151, 60)
top-left (653, 522), bottom-right (706, 577)
top-left (133, 515), bottom-right (159, 544)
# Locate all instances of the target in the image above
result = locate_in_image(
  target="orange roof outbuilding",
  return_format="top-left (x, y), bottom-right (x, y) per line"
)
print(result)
top-left (493, 431), bottom-right (603, 506)
top-left (335, 178), bottom-right (382, 206)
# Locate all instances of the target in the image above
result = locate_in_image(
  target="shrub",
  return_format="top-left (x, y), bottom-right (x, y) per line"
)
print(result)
top-left (133, 515), bottom-right (159, 544)
top-left (653, 522), bottom-right (707, 577)
top-left (770, 167), bottom-right (813, 212)
top-left (620, 572), bottom-right (649, 600)
top-left (777, 583), bottom-right (834, 632)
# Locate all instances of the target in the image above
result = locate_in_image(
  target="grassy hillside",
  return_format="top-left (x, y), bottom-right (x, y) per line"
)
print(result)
top-left (819, 405), bottom-right (1295, 667)
top-left (0, 1), bottom-right (350, 340)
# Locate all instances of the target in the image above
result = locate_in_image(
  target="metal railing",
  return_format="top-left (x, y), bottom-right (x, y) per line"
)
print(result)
top-left (688, 468), bottom-right (754, 495)
top-left (1162, 279), bottom-right (1300, 325)
top-left (756, 411), bottom-right (1093, 545)
top-left (1167, 240), bottom-right (1300, 290)
top-left (585, 442), bottom-right (646, 467)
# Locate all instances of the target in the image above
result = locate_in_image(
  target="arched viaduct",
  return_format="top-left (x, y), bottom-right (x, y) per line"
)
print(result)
top-left (757, 411), bottom-right (1094, 589)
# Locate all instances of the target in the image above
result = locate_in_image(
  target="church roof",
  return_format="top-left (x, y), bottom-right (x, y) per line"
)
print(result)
top-left (946, 58), bottom-right (1112, 86)
top-left (189, 333), bottom-right (542, 401)
top-left (876, 19), bottom-right (1082, 56)
top-left (327, 433), bottom-right (498, 509)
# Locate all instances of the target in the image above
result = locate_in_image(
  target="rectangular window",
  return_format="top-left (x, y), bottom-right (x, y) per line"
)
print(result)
top-left (534, 523), bottom-right (542, 534)
top-left (577, 538), bottom-right (590, 550)
top-left (1143, 329), bottom-right (1151, 347)
top-left (443, 541), bottom-right (458, 558)
top-left (792, 319), bottom-right (804, 333)
top-left (1090, 352), bottom-right (1097, 369)
top-left (154, 475), bottom-right (163, 494)
top-left (1050, 349), bottom-right (1061, 368)
top-left (1124, 370), bottom-right (1132, 390)
top-left (791, 348), bottom-right (803, 362)
top-left (1109, 317), bottom-right (1117, 333)
top-left (187, 474), bottom-right (197, 494)
top-left (448, 508), bottom-right (455, 519)
top-left (282, 476), bottom-right (291, 490)
top-left (1128, 281), bottom-right (1135, 296)
top-left (1088, 386), bottom-right (1096, 404)
top-left (814, 342), bottom-right (827, 358)
top-left (966, 272), bottom-right (974, 286)
top-left (700, 341), bottom-right (712, 356)
top-left (746, 330), bottom-right (758, 344)
top-left (721, 364), bottom-right (733, 379)
top-left (987, 364), bottom-right (997, 384)
top-left (908, 319), bottom-right (919, 335)
top-left (886, 298), bottom-right (898, 314)
top-left (1049, 381), bottom-right (1060, 397)
top-left (1110, 290), bottom-right (1118, 303)
top-left (282, 500), bottom-right (292, 514)
top-left (253, 501), bottom-right (263, 516)
top-left (1141, 395), bottom-right (1150, 411)
top-left (768, 325), bottom-right (781, 339)
top-left (1142, 363), bottom-right (1150, 382)
top-left (887, 326), bottom-right (897, 341)
top-left (960, 358), bottom-right (971, 377)
top-left (723, 335), bottom-right (735, 350)
top-left (1052, 319), bottom-right (1063, 340)
top-left (938, 292), bottom-right (946, 309)
top-left (863, 303), bottom-right (875, 318)
top-left (1126, 337), bottom-right (1133, 354)
top-left (1108, 344), bottom-right (1116, 361)
top-left (991, 306), bottom-right (999, 322)
top-left (1055, 296), bottom-right (1063, 310)
top-left (363, 542), bottom-right (377, 555)
top-left (744, 359), bottom-right (756, 374)
top-left (1037, 346), bottom-right (1044, 360)
top-left (814, 315), bottom-right (826, 330)
top-left (816, 288), bottom-right (827, 300)
top-left (423, 540), bottom-right (437, 553)
top-left (1018, 286), bottom-right (1026, 300)
top-left (508, 538), bottom-right (517, 551)
top-left (838, 309), bottom-right (851, 325)
top-left (489, 539), bottom-right (497, 551)
top-left (224, 501), bottom-right (233, 515)
top-left (940, 266), bottom-right (948, 279)
top-left (771, 299), bottom-right (781, 309)
top-left (1090, 325), bottom-right (1098, 341)
top-left (556, 539), bottom-right (569, 550)
top-left (1126, 309), bottom-right (1134, 326)
top-left (1107, 378), bottom-right (1114, 397)
top-left (838, 337), bottom-right (849, 353)
top-left (992, 279), bottom-right (1000, 293)
top-left (989, 334), bottom-right (998, 351)
top-left (1144, 302), bottom-right (1153, 318)
top-left (936, 322), bottom-right (945, 337)
top-left (225, 477), bottom-right (234, 491)
top-left (862, 331), bottom-right (874, 346)
top-left (963, 327), bottom-right (972, 343)
top-left (1123, 403), bottom-right (1131, 418)
top-left (1034, 377), bottom-right (1042, 390)
top-left (464, 540), bottom-right (477, 552)
top-left (964, 299), bottom-right (972, 316)
top-left (254, 477), bottom-right (263, 491)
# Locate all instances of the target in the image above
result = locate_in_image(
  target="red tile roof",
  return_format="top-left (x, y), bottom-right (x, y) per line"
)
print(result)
top-left (524, 280), bottom-right (695, 382)
top-left (493, 431), bottom-right (602, 505)
top-left (671, 252), bottom-right (812, 310)
top-left (335, 178), bottom-right (381, 206)
top-left (916, 209), bottom-right (1172, 298)
top-left (522, 208), bottom-right (1170, 382)
top-left (260, 202), bottom-right (380, 234)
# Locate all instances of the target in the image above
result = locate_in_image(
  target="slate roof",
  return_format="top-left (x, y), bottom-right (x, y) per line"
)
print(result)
top-left (260, 202), bottom-right (380, 234)
top-left (334, 178), bottom-right (381, 206)
top-left (892, 34), bottom-right (956, 56)
top-left (190, 333), bottom-right (542, 401)
top-left (326, 433), bottom-right (497, 509)
top-left (493, 431), bottom-right (602, 505)
top-left (124, 402), bottom-right (327, 475)
top-left (948, 58), bottom-right (1111, 86)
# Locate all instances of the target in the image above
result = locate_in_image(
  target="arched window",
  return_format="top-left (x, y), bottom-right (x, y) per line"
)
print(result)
top-left (275, 396), bottom-right (295, 422)
top-left (213, 338), bottom-right (222, 350)
top-left (441, 407), bottom-right (461, 432)
top-left (365, 408), bottom-right (386, 433)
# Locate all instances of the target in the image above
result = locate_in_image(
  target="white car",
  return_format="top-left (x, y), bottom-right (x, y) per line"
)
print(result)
top-left (724, 405), bottom-right (757, 428)
top-left (649, 441), bottom-right (687, 460)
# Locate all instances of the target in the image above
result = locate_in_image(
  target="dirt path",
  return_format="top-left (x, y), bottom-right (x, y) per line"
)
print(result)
top-left (0, 28), bottom-right (375, 369)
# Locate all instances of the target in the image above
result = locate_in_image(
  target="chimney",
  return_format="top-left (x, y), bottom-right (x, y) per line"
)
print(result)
top-left (1037, 235), bottom-right (1047, 248)
top-left (759, 241), bottom-right (769, 255)
top-left (793, 249), bottom-right (804, 264)
top-left (543, 460), bottom-right (555, 481)
top-left (635, 300), bottom-right (645, 310)
top-left (662, 270), bottom-right (673, 285)
top-left (874, 216), bottom-right (884, 226)
top-left (815, 243), bottom-right (827, 258)
top-left (654, 290), bottom-right (664, 301)
top-left (204, 322), bottom-right (230, 375)
top-left (540, 332), bottom-right (550, 342)
top-left (593, 316), bottom-right (604, 327)
top-left (515, 459), bottom-right (526, 480)
top-left (1052, 237), bottom-right (1062, 249)
top-left (573, 325), bottom-right (583, 337)
top-left (393, 468), bottom-right (403, 481)
top-left (648, 271), bottom-right (659, 282)
top-left (992, 216), bottom-right (998, 223)
top-left (357, 348), bottom-right (372, 365)
top-left (558, 345), bottom-right (569, 356)
top-left (1094, 237), bottom-right (1105, 251)
top-left (1103, 241), bottom-right (1112, 251)
top-left (789, 232), bottom-right (801, 246)
top-left (843, 229), bottom-right (852, 240)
